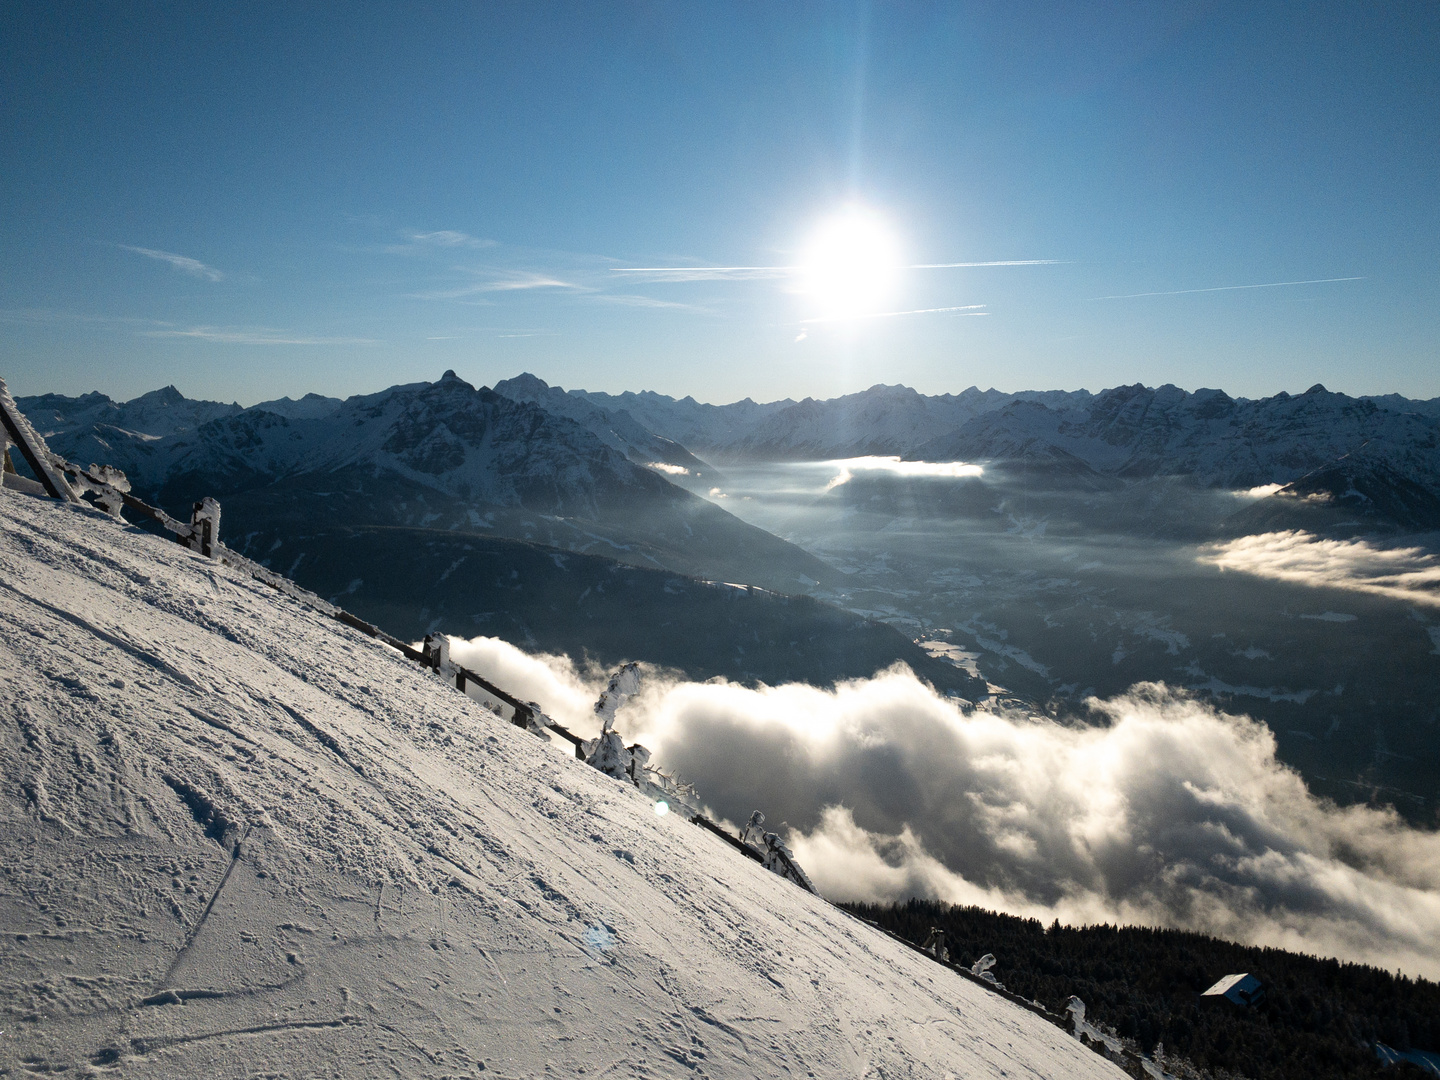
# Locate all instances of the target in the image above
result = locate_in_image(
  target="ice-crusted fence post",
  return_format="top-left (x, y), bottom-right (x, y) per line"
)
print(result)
top-left (970, 953), bottom-right (1005, 990)
top-left (422, 633), bottom-right (450, 674)
top-left (424, 633), bottom-right (558, 736)
top-left (573, 662), bottom-right (818, 891)
top-left (0, 375), bottom-right (79, 503)
top-left (189, 497), bottom-right (221, 557)
top-left (582, 662), bottom-right (641, 779)
top-left (738, 810), bottom-right (817, 893)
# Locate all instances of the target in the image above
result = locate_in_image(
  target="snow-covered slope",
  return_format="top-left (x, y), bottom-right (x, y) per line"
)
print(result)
top-left (0, 491), bottom-right (1115, 1079)
top-left (1221, 453), bottom-right (1440, 535)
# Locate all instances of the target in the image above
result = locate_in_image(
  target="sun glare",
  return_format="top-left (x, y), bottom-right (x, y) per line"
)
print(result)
top-left (798, 206), bottom-right (903, 317)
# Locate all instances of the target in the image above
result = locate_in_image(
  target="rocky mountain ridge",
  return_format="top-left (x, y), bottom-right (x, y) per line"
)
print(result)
top-left (917, 382), bottom-right (1440, 503)
top-left (21, 372), bottom-right (835, 593)
top-left (492, 371), bottom-right (718, 486)
top-left (566, 377), bottom-right (1094, 460)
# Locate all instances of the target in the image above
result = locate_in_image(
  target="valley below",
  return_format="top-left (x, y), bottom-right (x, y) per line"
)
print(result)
top-left (702, 459), bottom-right (1440, 824)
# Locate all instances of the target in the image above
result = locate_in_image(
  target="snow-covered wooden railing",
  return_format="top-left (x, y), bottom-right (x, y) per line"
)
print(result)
top-left (417, 633), bottom-right (588, 753)
top-left (2, 376), bottom-right (81, 503)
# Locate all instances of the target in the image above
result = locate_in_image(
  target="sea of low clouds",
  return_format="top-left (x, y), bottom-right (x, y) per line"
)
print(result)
top-left (822, 456), bottom-right (985, 490)
top-left (449, 635), bottom-right (1440, 979)
top-left (1203, 529), bottom-right (1440, 608)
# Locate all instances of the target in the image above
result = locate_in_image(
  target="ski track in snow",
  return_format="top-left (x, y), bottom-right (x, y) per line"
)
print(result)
top-left (0, 492), bottom-right (1121, 1079)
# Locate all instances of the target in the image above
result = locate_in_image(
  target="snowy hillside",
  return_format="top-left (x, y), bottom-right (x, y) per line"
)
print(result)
top-left (0, 490), bottom-right (1117, 1078)
top-left (29, 372), bottom-right (672, 511)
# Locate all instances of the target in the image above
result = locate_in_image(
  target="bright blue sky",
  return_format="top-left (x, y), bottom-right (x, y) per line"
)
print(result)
top-left (2, 2), bottom-right (1436, 405)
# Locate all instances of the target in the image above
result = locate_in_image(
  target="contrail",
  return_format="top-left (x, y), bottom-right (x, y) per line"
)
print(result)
top-left (910, 260), bottom-right (1062, 268)
top-left (609, 260), bottom-right (1059, 280)
top-left (800, 305), bottom-right (988, 324)
top-left (1091, 276), bottom-right (1364, 300)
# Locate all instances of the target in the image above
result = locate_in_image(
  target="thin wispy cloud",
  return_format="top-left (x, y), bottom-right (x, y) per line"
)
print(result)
top-left (119, 245), bottom-right (224, 281)
top-left (480, 272), bottom-right (584, 292)
top-left (1092, 276), bottom-right (1364, 301)
top-left (610, 260), bottom-right (1059, 283)
top-left (412, 271), bottom-right (585, 301)
top-left (407, 230), bottom-right (495, 248)
top-left (143, 326), bottom-right (375, 345)
top-left (610, 266), bottom-right (793, 282)
top-left (801, 304), bottom-right (987, 325)
top-left (588, 293), bottom-right (709, 312)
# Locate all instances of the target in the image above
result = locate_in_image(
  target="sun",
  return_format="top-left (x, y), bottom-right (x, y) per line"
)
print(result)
top-left (797, 206), bottom-right (903, 317)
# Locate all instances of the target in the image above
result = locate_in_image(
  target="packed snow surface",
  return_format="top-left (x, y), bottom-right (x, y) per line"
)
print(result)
top-left (0, 491), bottom-right (1118, 1079)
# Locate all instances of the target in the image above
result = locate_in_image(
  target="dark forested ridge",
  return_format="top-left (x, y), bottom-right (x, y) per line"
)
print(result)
top-left (844, 900), bottom-right (1440, 1080)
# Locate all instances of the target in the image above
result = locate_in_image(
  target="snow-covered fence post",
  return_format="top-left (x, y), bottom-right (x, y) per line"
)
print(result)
top-left (422, 633), bottom-right (472, 695)
top-left (422, 633), bottom-right (448, 672)
top-left (189, 497), bottom-right (221, 557)
top-left (1064, 996), bottom-right (1087, 1038)
top-left (969, 954), bottom-right (1006, 990)
top-left (582, 662), bottom-right (641, 780)
top-left (739, 810), bottom-right (818, 893)
top-left (0, 375), bottom-right (79, 503)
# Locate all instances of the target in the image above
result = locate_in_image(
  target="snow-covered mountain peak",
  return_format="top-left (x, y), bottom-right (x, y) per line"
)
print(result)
top-left (493, 372), bottom-right (719, 484)
top-left (19, 375), bottom-right (837, 592)
top-left (249, 392), bottom-right (344, 420)
top-left (919, 381), bottom-right (1440, 502)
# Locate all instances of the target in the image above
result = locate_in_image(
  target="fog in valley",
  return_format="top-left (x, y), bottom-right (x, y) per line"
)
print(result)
top-left (450, 634), bottom-right (1440, 980)
top-left (692, 457), bottom-right (1440, 821)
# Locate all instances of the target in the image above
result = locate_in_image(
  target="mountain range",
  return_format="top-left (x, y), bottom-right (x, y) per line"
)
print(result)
top-left (919, 382), bottom-right (1440, 494)
top-left (25, 374), bottom-right (1440, 520)
top-left (505, 376), bottom-right (1440, 501)
top-left (21, 372), bottom-right (834, 594)
top-left (490, 375), bottom-right (1440, 534)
